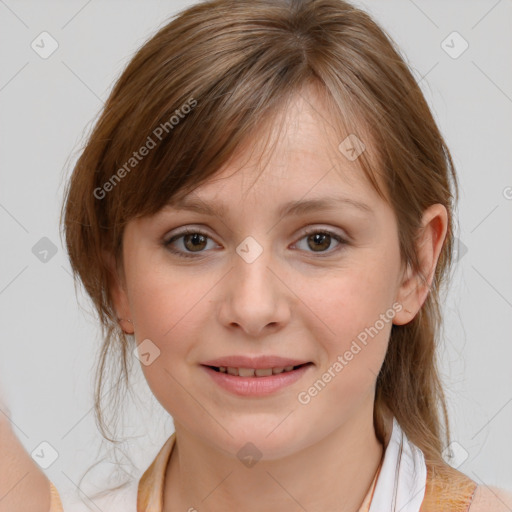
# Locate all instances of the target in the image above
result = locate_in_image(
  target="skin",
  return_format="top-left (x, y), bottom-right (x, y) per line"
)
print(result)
top-left (0, 415), bottom-right (51, 512)
top-left (109, 85), bottom-right (448, 512)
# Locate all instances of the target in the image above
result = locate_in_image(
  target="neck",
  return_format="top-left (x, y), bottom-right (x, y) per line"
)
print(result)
top-left (163, 399), bottom-right (387, 512)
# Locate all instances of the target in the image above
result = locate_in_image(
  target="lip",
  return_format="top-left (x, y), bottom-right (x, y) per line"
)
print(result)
top-left (200, 361), bottom-right (314, 397)
top-left (200, 355), bottom-right (310, 369)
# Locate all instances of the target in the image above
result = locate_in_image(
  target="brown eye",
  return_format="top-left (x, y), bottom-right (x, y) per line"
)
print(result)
top-left (183, 233), bottom-right (208, 252)
top-left (294, 229), bottom-right (347, 256)
top-left (164, 229), bottom-right (217, 258)
top-left (306, 232), bottom-right (332, 252)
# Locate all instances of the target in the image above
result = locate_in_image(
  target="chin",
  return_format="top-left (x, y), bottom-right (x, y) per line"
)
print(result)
top-left (208, 421), bottom-right (304, 462)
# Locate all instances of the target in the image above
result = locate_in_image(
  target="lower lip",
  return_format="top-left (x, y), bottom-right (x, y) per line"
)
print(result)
top-left (201, 364), bottom-right (313, 397)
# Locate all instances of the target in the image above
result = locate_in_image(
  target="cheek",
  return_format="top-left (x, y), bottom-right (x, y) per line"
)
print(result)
top-left (131, 269), bottom-right (200, 418)
top-left (129, 259), bottom-right (216, 398)
top-left (300, 263), bottom-right (396, 338)
top-left (296, 261), bottom-right (396, 389)
top-left (129, 255), bottom-right (210, 340)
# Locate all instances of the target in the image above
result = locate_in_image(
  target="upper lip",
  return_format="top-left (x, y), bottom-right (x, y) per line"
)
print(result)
top-left (201, 355), bottom-right (311, 369)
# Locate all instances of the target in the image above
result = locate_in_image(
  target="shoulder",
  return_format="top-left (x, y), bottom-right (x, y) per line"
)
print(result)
top-left (468, 485), bottom-right (512, 512)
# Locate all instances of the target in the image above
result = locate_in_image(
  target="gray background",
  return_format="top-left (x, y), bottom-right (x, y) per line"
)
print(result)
top-left (1, 0), bottom-right (511, 503)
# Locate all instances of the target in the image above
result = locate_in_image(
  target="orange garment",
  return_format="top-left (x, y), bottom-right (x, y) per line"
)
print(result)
top-left (420, 464), bottom-right (478, 512)
top-left (49, 480), bottom-right (64, 512)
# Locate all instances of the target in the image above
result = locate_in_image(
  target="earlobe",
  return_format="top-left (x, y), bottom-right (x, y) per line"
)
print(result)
top-left (393, 263), bottom-right (417, 326)
top-left (102, 249), bottom-right (134, 334)
top-left (393, 204), bottom-right (448, 326)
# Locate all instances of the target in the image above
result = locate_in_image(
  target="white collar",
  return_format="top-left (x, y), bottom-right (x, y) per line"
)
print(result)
top-left (369, 417), bottom-right (427, 512)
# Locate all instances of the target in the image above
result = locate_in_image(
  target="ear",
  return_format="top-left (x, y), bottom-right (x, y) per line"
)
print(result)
top-left (102, 249), bottom-right (134, 334)
top-left (393, 203), bottom-right (448, 326)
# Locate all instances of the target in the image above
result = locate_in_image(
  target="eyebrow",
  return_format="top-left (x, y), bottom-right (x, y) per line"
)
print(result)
top-left (166, 195), bottom-right (374, 218)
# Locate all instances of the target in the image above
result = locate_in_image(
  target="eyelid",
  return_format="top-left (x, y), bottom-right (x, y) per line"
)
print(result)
top-left (298, 225), bottom-right (349, 241)
top-left (166, 225), bottom-right (214, 238)
top-left (164, 224), bottom-right (348, 242)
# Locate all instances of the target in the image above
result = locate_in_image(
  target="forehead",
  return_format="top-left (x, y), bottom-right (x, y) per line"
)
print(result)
top-left (167, 86), bottom-right (385, 214)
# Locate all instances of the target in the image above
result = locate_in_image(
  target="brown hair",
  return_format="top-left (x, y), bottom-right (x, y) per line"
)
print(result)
top-left (60, 0), bottom-right (463, 500)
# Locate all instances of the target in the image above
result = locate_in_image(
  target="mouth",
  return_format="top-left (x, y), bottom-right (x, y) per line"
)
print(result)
top-left (200, 361), bottom-right (313, 397)
top-left (203, 362), bottom-right (313, 377)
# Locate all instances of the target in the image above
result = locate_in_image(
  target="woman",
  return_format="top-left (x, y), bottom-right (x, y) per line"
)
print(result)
top-left (2, 0), bottom-right (511, 510)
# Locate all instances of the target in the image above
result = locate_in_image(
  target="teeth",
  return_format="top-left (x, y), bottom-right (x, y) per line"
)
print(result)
top-left (217, 365), bottom-right (303, 377)
top-left (255, 368), bottom-right (273, 377)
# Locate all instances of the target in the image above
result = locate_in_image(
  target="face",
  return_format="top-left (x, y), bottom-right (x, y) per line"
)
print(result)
top-left (110, 86), bottom-right (437, 460)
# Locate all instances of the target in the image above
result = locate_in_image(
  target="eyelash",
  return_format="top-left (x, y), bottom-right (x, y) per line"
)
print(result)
top-left (163, 227), bottom-right (348, 259)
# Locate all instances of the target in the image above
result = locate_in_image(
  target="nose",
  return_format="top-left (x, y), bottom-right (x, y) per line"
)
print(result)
top-left (217, 246), bottom-right (292, 338)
